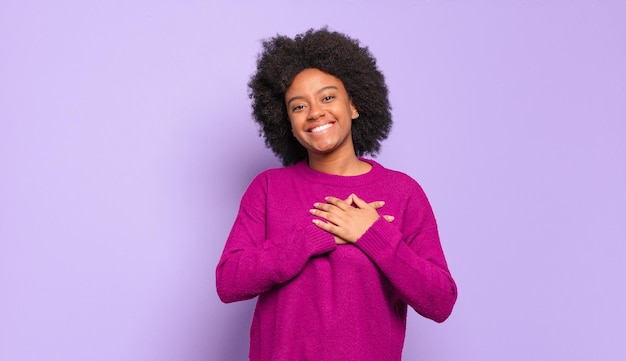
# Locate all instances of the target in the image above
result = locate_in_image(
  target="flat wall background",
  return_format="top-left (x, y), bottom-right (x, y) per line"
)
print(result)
top-left (1, 1), bottom-right (625, 360)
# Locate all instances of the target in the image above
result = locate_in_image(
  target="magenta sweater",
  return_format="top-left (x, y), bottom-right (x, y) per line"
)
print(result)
top-left (216, 159), bottom-right (457, 361)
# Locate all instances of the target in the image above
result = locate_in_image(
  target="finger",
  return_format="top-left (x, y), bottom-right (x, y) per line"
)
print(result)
top-left (313, 218), bottom-right (354, 243)
top-left (312, 202), bottom-right (349, 220)
top-left (383, 215), bottom-right (395, 222)
top-left (312, 218), bottom-right (341, 234)
top-left (369, 200), bottom-right (385, 209)
top-left (350, 193), bottom-right (372, 209)
top-left (324, 196), bottom-right (352, 210)
top-left (310, 207), bottom-right (343, 226)
top-left (313, 202), bottom-right (334, 212)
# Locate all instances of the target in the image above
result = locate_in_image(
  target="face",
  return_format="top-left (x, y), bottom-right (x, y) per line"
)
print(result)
top-left (285, 68), bottom-right (359, 159)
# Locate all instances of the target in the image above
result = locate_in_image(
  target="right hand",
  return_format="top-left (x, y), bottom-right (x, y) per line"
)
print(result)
top-left (329, 195), bottom-right (395, 245)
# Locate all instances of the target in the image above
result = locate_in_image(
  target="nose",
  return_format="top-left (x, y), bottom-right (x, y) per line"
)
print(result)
top-left (307, 103), bottom-right (325, 120)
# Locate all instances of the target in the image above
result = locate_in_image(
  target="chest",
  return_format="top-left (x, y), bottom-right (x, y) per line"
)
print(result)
top-left (264, 179), bottom-right (406, 238)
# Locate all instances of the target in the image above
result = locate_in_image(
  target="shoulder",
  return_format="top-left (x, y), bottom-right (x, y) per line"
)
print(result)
top-left (367, 160), bottom-right (435, 211)
top-left (370, 160), bottom-right (425, 192)
top-left (251, 162), bottom-right (301, 182)
top-left (370, 161), bottom-right (437, 221)
top-left (244, 163), bottom-right (302, 193)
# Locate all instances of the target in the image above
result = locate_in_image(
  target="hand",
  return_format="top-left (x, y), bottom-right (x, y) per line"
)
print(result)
top-left (311, 194), bottom-right (394, 244)
top-left (368, 200), bottom-right (395, 223)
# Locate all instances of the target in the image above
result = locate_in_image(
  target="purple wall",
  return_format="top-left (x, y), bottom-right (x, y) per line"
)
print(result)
top-left (2, 1), bottom-right (625, 360)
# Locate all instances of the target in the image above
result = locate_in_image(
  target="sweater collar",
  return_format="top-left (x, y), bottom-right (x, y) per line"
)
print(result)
top-left (292, 158), bottom-right (385, 186)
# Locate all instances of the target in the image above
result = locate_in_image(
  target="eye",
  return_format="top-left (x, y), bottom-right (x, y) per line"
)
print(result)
top-left (292, 104), bottom-right (306, 112)
top-left (322, 95), bottom-right (335, 102)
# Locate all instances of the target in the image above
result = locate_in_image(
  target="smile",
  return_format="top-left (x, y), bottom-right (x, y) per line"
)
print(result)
top-left (309, 122), bottom-right (335, 133)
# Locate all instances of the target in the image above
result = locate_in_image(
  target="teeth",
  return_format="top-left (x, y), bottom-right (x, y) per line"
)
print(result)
top-left (311, 123), bottom-right (333, 133)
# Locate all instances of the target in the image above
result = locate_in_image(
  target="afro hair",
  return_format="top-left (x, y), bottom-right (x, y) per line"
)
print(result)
top-left (248, 27), bottom-right (392, 166)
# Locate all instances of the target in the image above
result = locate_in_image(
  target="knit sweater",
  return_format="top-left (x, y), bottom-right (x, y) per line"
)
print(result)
top-left (216, 159), bottom-right (457, 361)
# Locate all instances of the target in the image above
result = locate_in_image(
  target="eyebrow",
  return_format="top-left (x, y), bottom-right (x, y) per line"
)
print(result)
top-left (286, 85), bottom-right (339, 107)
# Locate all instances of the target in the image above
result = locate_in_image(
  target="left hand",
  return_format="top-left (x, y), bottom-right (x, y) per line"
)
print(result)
top-left (310, 193), bottom-right (382, 243)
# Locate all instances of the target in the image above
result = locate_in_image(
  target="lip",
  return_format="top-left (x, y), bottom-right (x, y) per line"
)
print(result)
top-left (308, 121), bottom-right (336, 133)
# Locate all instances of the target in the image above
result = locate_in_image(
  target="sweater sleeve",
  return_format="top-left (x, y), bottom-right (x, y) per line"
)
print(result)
top-left (354, 184), bottom-right (457, 323)
top-left (216, 173), bottom-right (336, 303)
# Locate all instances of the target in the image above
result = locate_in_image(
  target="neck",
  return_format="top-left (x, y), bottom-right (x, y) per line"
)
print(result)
top-left (307, 152), bottom-right (371, 176)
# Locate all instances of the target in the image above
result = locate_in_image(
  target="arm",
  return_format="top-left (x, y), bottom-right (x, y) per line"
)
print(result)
top-left (215, 174), bottom-right (336, 303)
top-left (311, 191), bottom-right (457, 322)
top-left (354, 191), bottom-right (457, 323)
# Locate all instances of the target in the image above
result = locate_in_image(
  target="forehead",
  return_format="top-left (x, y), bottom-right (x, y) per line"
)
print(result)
top-left (286, 68), bottom-right (346, 95)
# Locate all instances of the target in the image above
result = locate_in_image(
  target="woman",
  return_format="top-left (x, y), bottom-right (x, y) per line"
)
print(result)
top-left (216, 28), bottom-right (457, 361)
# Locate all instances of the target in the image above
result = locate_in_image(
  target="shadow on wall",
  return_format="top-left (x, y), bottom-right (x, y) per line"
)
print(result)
top-left (208, 125), bottom-right (280, 359)
top-left (215, 299), bottom-right (256, 360)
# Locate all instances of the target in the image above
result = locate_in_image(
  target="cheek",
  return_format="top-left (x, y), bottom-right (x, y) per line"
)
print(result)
top-left (289, 115), bottom-right (305, 130)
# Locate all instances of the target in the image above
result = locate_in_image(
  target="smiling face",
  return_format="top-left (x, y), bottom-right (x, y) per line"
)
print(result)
top-left (285, 68), bottom-right (359, 161)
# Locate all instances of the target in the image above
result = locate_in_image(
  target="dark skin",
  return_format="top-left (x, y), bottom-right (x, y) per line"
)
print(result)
top-left (284, 68), bottom-right (394, 244)
top-left (312, 194), bottom-right (394, 244)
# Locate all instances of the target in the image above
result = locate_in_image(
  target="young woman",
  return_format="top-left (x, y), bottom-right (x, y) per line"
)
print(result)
top-left (216, 28), bottom-right (457, 361)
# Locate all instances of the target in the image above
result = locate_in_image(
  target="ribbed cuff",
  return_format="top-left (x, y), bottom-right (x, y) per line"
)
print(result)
top-left (354, 217), bottom-right (401, 258)
top-left (301, 221), bottom-right (336, 256)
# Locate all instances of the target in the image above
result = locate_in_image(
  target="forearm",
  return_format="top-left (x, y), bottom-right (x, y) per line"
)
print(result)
top-left (355, 218), bottom-right (457, 322)
top-left (216, 221), bottom-right (335, 303)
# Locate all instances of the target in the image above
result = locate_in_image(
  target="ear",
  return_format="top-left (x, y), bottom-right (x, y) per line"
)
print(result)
top-left (350, 102), bottom-right (359, 120)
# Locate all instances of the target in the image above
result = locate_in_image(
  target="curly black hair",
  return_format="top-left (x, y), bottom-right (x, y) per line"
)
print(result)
top-left (248, 28), bottom-right (392, 166)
